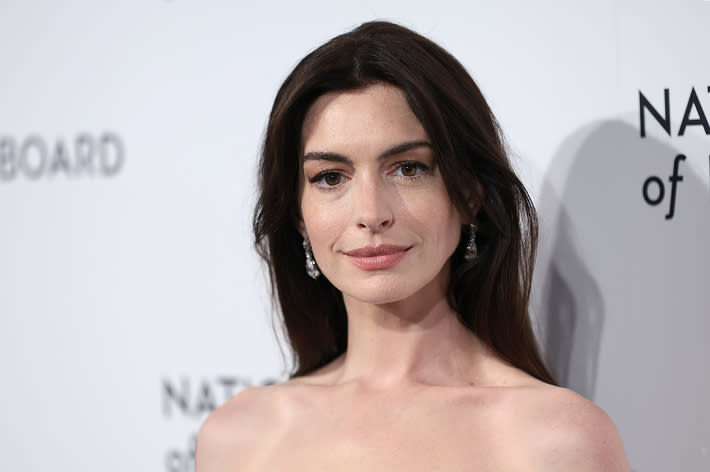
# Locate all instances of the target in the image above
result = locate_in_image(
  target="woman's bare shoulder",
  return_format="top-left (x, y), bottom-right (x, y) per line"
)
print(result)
top-left (510, 385), bottom-right (631, 471)
top-left (194, 385), bottom-right (282, 472)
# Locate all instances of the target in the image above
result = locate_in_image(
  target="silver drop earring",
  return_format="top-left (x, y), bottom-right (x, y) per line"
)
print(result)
top-left (464, 223), bottom-right (478, 261)
top-left (302, 237), bottom-right (321, 279)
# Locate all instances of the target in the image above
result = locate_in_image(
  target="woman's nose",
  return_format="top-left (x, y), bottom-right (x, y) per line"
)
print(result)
top-left (352, 175), bottom-right (395, 232)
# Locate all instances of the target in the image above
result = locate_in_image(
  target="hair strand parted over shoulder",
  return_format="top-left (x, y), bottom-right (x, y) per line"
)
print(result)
top-left (253, 20), bottom-right (557, 385)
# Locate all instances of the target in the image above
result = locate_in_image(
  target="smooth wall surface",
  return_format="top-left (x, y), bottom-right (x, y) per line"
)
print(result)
top-left (1, 1), bottom-right (708, 471)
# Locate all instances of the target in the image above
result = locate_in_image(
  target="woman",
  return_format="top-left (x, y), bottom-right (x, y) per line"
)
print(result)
top-left (196, 21), bottom-right (630, 471)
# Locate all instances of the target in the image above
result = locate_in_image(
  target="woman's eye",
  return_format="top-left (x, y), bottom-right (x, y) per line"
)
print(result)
top-left (313, 171), bottom-right (343, 187)
top-left (395, 162), bottom-right (427, 177)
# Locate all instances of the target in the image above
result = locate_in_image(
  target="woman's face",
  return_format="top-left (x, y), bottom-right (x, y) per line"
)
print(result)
top-left (299, 83), bottom-right (464, 306)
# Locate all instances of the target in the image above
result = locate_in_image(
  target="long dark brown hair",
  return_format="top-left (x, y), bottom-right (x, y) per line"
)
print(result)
top-left (253, 20), bottom-right (556, 385)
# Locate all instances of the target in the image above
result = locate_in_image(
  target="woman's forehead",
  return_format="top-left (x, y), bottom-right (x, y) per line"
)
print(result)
top-left (301, 83), bottom-right (429, 156)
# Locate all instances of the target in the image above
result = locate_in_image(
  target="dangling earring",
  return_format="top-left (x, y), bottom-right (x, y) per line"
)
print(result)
top-left (302, 236), bottom-right (320, 279)
top-left (464, 223), bottom-right (478, 261)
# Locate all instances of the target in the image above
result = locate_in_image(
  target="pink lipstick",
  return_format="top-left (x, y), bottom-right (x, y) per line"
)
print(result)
top-left (343, 244), bottom-right (410, 270)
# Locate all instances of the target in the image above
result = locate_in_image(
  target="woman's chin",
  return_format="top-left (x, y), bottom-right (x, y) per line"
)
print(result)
top-left (338, 278), bottom-right (425, 307)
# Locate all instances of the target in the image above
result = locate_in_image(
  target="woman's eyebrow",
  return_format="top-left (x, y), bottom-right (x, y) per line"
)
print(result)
top-left (303, 140), bottom-right (432, 164)
top-left (302, 151), bottom-right (352, 164)
top-left (379, 140), bottom-right (432, 159)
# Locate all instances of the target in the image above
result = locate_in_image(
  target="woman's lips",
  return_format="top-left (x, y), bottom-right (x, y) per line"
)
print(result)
top-left (343, 245), bottom-right (411, 270)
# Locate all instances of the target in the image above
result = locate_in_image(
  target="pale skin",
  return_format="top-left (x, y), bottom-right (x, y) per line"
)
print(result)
top-left (195, 83), bottom-right (631, 471)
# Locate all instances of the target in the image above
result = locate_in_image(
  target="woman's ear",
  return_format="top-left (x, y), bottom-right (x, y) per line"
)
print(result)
top-left (294, 213), bottom-right (307, 239)
top-left (467, 179), bottom-right (484, 218)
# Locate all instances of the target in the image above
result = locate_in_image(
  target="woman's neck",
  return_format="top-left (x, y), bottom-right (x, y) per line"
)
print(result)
top-left (326, 279), bottom-right (498, 391)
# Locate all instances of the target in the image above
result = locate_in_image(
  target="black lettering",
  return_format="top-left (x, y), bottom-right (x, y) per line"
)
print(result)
top-left (216, 377), bottom-right (239, 400)
top-left (100, 132), bottom-right (124, 176)
top-left (0, 137), bottom-right (17, 180)
top-left (49, 139), bottom-right (71, 176)
top-left (162, 377), bottom-right (190, 417)
top-left (194, 380), bottom-right (217, 415)
top-left (665, 154), bottom-right (686, 220)
top-left (639, 89), bottom-right (670, 137)
top-left (74, 133), bottom-right (95, 176)
top-left (678, 87), bottom-right (710, 136)
top-left (186, 433), bottom-right (197, 467)
top-left (19, 136), bottom-right (47, 179)
top-left (642, 176), bottom-right (664, 206)
top-left (164, 450), bottom-right (183, 472)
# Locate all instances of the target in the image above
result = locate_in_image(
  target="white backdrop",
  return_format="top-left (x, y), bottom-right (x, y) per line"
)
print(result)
top-left (1, 1), bottom-right (708, 471)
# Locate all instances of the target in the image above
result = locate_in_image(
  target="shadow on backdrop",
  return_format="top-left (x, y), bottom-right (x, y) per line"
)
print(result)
top-left (535, 118), bottom-right (709, 403)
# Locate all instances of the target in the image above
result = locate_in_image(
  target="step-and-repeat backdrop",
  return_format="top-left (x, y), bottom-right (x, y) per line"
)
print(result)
top-left (2, 1), bottom-right (708, 471)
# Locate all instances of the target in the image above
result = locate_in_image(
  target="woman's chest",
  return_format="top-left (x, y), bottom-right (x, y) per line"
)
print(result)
top-left (248, 395), bottom-right (526, 471)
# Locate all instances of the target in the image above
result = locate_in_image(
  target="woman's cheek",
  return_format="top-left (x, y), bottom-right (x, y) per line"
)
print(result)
top-left (303, 201), bottom-right (347, 251)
